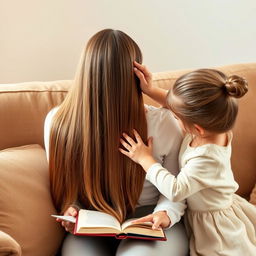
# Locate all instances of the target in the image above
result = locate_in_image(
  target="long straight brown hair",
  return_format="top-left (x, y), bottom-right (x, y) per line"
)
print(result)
top-left (49, 29), bottom-right (147, 222)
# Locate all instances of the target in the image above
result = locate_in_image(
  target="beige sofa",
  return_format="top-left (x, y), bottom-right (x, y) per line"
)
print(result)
top-left (0, 63), bottom-right (255, 256)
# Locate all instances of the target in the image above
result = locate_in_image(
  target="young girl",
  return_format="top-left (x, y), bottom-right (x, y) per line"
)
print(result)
top-left (120, 62), bottom-right (256, 255)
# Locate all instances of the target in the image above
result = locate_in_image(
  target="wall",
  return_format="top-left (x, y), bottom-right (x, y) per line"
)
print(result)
top-left (0, 0), bottom-right (255, 83)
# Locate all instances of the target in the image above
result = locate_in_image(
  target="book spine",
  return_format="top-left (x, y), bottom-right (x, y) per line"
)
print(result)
top-left (115, 234), bottom-right (127, 239)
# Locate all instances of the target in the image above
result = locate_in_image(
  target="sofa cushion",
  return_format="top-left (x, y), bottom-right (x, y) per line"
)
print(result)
top-left (0, 231), bottom-right (21, 256)
top-left (0, 144), bottom-right (65, 256)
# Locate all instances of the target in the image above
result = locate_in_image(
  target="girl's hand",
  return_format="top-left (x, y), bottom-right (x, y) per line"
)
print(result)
top-left (119, 129), bottom-right (157, 171)
top-left (132, 211), bottom-right (171, 230)
top-left (134, 61), bottom-right (153, 95)
top-left (56, 206), bottom-right (78, 233)
top-left (134, 61), bottom-right (168, 107)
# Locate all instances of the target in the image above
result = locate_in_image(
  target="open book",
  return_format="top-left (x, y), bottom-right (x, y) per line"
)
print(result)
top-left (52, 209), bottom-right (166, 240)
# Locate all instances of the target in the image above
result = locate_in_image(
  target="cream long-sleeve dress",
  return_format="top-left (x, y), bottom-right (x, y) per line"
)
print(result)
top-left (146, 133), bottom-right (256, 256)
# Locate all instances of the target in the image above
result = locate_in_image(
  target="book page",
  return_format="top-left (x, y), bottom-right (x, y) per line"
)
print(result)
top-left (77, 209), bottom-right (121, 232)
top-left (51, 215), bottom-right (76, 223)
top-left (121, 218), bottom-right (165, 238)
top-left (121, 218), bottom-right (152, 231)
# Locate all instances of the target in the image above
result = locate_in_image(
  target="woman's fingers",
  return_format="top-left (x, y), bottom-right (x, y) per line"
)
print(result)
top-left (59, 206), bottom-right (78, 233)
top-left (64, 206), bottom-right (78, 216)
top-left (70, 208), bottom-right (77, 216)
top-left (61, 221), bottom-right (75, 233)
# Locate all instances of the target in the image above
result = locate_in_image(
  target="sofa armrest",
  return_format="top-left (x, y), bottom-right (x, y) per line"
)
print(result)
top-left (0, 231), bottom-right (21, 256)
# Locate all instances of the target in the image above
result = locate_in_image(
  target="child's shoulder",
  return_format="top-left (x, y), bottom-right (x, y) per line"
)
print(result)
top-left (182, 133), bottom-right (231, 164)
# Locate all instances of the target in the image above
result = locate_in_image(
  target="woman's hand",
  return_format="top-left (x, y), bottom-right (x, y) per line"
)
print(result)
top-left (56, 206), bottom-right (78, 233)
top-left (119, 129), bottom-right (157, 171)
top-left (134, 61), bottom-right (153, 95)
top-left (132, 211), bottom-right (171, 230)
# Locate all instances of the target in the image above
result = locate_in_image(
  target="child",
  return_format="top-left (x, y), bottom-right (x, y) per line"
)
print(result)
top-left (119, 62), bottom-right (256, 255)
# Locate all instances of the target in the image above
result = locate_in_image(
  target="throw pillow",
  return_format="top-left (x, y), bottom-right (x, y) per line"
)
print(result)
top-left (0, 145), bottom-right (65, 256)
top-left (0, 231), bottom-right (21, 256)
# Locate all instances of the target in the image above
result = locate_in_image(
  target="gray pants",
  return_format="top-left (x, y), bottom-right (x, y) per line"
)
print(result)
top-left (62, 206), bottom-right (189, 256)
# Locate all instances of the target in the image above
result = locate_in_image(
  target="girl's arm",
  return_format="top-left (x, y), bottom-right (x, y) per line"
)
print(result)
top-left (127, 110), bottom-right (186, 228)
top-left (145, 160), bottom-right (212, 202)
top-left (134, 61), bottom-right (168, 107)
top-left (120, 130), bottom-right (220, 202)
top-left (151, 130), bottom-right (186, 227)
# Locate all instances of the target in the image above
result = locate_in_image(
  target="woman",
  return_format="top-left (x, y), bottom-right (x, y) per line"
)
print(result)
top-left (44, 29), bottom-right (188, 255)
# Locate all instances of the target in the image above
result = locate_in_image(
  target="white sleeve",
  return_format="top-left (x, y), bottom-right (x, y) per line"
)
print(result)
top-left (147, 154), bottom-right (220, 202)
top-left (44, 108), bottom-right (58, 162)
top-left (149, 108), bottom-right (186, 227)
top-left (153, 152), bottom-right (187, 227)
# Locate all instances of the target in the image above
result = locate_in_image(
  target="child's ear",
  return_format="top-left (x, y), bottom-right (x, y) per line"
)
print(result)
top-left (193, 124), bottom-right (205, 136)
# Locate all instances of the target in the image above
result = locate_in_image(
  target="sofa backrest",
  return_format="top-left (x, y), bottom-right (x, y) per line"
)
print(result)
top-left (0, 63), bottom-right (255, 198)
top-left (0, 80), bottom-right (71, 150)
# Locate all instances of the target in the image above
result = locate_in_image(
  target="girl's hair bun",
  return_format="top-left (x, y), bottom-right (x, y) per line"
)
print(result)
top-left (225, 75), bottom-right (248, 98)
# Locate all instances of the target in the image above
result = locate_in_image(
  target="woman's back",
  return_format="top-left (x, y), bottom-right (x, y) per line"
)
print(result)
top-left (45, 104), bottom-right (185, 219)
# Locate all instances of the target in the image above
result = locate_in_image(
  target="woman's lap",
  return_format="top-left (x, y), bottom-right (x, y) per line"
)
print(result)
top-left (116, 221), bottom-right (188, 256)
top-left (61, 234), bottom-right (120, 256)
top-left (61, 205), bottom-right (189, 256)
top-left (61, 222), bottom-right (188, 256)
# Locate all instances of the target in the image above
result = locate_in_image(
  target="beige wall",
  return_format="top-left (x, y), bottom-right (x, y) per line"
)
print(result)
top-left (0, 0), bottom-right (255, 83)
